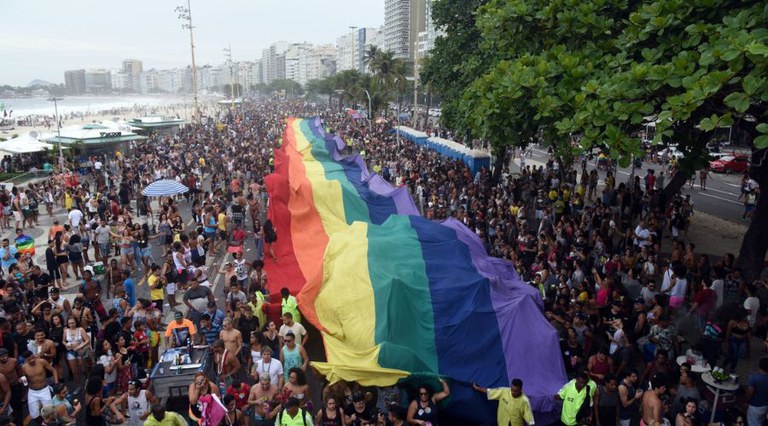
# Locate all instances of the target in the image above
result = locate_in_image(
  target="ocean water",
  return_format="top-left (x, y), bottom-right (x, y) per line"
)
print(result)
top-left (0, 95), bottom-right (190, 117)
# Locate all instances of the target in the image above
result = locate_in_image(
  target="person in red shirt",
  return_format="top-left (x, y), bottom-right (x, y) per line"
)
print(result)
top-left (688, 277), bottom-right (717, 328)
top-left (133, 320), bottom-right (150, 368)
top-left (225, 380), bottom-right (250, 411)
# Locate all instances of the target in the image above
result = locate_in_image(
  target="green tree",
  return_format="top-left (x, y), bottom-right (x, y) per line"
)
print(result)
top-left (422, 0), bottom-right (492, 139)
top-left (466, 0), bottom-right (768, 278)
top-left (364, 45), bottom-right (381, 72)
top-left (266, 79), bottom-right (303, 97)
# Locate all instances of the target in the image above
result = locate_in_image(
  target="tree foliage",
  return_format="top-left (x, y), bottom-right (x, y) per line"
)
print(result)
top-left (422, 0), bottom-right (491, 139)
top-left (431, 0), bottom-right (768, 277)
top-left (265, 79), bottom-right (303, 97)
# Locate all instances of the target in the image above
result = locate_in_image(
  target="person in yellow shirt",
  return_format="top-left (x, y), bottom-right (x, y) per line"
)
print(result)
top-left (144, 403), bottom-right (187, 426)
top-left (148, 264), bottom-right (165, 312)
top-left (473, 378), bottom-right (535, 426)
top-left (280, 287), bottom-right (301, 324)
top-left (555, 372), bottom-right (597, 426)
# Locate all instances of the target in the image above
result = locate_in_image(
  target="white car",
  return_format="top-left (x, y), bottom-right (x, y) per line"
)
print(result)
top-left (657, 146), bottom-right (684, 160)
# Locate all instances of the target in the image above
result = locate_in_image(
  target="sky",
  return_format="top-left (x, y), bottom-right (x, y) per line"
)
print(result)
top-left (0, 0), bottom-right (384, 86)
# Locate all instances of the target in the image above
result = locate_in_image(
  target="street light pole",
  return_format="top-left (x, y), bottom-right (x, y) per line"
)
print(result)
top-left (176, 0), bottom-right (200, 123)
top-left (47, 97), bottom-right (64, 170)
top-left (223, 44), bottom-right (235, 119)
top-left (363, 89), bottom-right (372, 132)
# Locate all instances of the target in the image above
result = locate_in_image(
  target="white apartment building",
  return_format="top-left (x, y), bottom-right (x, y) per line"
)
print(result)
top-left (383, 0), bottom-right (411, 59)
top-left (262, 41), bottom-right (290, 84)
top-left (111, 71), bottom-right (131, 92)
top-left (336, 32), bottom-right (357, 72)
top-left (423, 0), bottom-right (444, 55)
top-left (298, 44), bottom-right (336, 85)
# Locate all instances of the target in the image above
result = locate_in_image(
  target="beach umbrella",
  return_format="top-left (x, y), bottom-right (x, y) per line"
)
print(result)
top-left (141, 179), bottom-right (189, 197)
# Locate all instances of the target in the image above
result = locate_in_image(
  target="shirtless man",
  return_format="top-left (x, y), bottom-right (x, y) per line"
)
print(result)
top-left (247, 373), bottom-right (279, 423)
top-left (0, 371), bottom-right (11, 418)
top-left (71, 297), bottom-right (94, 330)
top-left (79, 270), bottom-right (107, 322)
top-left (219, 318), bottom-right (243, 356)
top-left (212, 339), bottom-right (240, 386)
top-left (0, 349), bottom-right (22, 424)
top-left (641, 374), bottom-right (668, 426)
top-left (31, 328), bottom-right (57, 366)
top-left (106, 258), bottom-right (123, 298)
top-left (21, 351), bottom-right (58, 421)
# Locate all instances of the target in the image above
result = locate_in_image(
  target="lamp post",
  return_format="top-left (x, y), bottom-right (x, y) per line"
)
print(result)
top-left (223, 44), bottom-right (236, 118)
top-left (176, 0), bottom-right (200, 123)
top-left (362, 89), bottom-right (372, 132)
top-left (47, 97), bottom-right (65, 169)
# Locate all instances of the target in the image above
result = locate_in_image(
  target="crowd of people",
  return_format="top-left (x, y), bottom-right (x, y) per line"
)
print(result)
top-left (0, 99), bottom-right (762, 426)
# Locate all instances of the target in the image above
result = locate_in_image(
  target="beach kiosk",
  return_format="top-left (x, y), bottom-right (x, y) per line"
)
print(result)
top-left (44, 123), bottom-right (147, 158)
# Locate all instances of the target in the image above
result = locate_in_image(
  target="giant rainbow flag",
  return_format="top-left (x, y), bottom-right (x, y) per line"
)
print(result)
top-left (264, 117), bottom-right (566, 423)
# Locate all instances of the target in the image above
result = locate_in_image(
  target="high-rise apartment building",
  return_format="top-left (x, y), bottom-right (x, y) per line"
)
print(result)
top-left (422, 0), bottom-right (444, 56)
top-left (383, 0), bottom-right (410, 59)
top-left (122, 59), bottom-right (143, 92)
top-left (262, 41), bottom-right (290, 84)
top-left (64, 69), bottom-right (86, 95)
top-left (408, 0), bottom-right (427, 62)
top-left (84, 69), bottom-right (112, 94)
top-left (336, 32), bottom-right (357, 72)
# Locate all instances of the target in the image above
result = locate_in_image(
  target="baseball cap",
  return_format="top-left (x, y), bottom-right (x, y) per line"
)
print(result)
top-left (207, 301), bottom-right (217, 309)
top-left (174, 311), bottom-right (183, 319)
top-left (285, 397), bottom-right (300, 408)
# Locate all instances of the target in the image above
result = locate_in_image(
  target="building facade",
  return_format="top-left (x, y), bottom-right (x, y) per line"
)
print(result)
top-left (383, 0), bottom-right (411, 59)
top-left (84, 69), bottom-right (112, 94)
top-left (64, 69), bottom-right (86, 95)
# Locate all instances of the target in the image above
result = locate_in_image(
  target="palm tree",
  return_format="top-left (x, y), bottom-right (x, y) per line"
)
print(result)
top-left (363, 45), bottom-right (381, 73)
top-left (369, 50), bottom-right (399, 85)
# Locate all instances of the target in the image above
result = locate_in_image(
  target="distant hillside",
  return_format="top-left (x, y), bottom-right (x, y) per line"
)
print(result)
top-left (27, 79), bottom-right (55, 87)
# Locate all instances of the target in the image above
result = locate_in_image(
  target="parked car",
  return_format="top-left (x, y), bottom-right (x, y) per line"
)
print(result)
top-left (709, 155), bottom-right (750, 173)
top-left (657, 146), bottom-right (684, 160)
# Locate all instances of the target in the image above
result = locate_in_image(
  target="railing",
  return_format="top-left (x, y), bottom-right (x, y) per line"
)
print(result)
top-left (0, 169), bottom-right (53, 187)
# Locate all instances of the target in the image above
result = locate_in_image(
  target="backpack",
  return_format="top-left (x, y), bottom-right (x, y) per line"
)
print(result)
top-left (278, 407), bottom-right (308, 426)
top-left (575, 384), bottom-right (592, 425)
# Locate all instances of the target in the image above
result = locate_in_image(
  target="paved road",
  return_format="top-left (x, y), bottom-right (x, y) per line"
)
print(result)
top-left (518, 147), bottom-right (748, 223)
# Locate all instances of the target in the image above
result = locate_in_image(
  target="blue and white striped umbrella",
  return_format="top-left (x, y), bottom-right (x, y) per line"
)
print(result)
top-left (141, 179), bottom-right (189, 196)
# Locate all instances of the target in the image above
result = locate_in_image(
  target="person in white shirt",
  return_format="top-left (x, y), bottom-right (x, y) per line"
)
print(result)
top-left (634, 220), bottom-right (651, 248)
top-left (743, 283), bottom-right (760, 327)
top-left (279, 313), bottom-right (307, 347)
top-left (253, 347), bottom-right (283, 388)
top-left (710, 276), bottom-right (725, 308)
top-left (663, 263), bottom-right (688, 310)
top-left (67, 208), bottom-right (84, 230)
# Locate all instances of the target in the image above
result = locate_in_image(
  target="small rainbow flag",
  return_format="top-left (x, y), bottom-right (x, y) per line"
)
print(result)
top-left (15, 235), bottom-right (34, 255)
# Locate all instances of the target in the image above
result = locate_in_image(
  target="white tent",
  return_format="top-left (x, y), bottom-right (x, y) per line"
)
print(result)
top-left (0, 134), bottom-right (59, 154)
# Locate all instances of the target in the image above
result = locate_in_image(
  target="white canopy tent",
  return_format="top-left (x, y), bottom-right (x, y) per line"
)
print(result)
top-left (0, 134), bottom-right (61, 154)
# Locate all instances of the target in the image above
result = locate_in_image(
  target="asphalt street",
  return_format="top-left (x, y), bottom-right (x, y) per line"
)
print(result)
top-left (518, 147), bottom-right (748, 223)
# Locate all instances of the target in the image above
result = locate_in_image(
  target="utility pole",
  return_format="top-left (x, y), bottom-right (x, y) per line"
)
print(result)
top-left (176, 0), bottom-right (200, 123)
top-left (47, 97), bottom-right (65, 169)
top-left (223, 44), bottom-right (235, 119)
